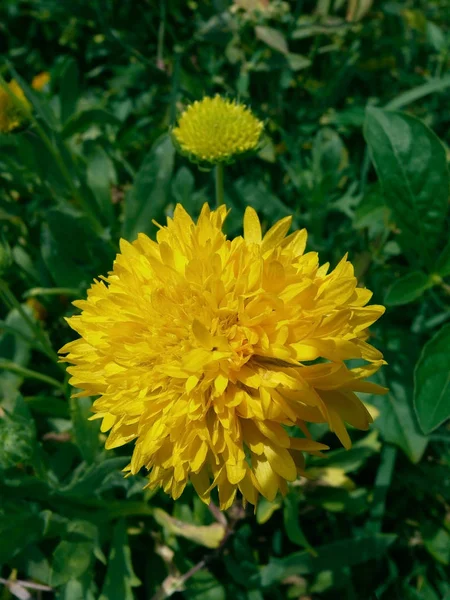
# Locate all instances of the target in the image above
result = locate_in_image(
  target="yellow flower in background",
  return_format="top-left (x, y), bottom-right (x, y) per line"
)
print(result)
top-left (172, 96), bottom-right (264, 166)
top-left (0, 80), bottom-right (31, 133)
top-left (31, 71), bottom-right (51, 91)
top-left (60, 204), bottom-right (386, 510)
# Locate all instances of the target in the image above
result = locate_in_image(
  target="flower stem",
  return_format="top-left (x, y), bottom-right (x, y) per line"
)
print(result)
top-left (215, 163), bottom-right (224, 207)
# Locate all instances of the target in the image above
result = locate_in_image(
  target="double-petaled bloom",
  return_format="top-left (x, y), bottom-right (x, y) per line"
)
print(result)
top-left (61, 205), bottom-right (386, 509)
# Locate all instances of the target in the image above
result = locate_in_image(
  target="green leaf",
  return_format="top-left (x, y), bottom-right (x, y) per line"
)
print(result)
top-left (260, 534), bottom-right (396, 586)
top-left (122, 134), bottom-right (175, 241)
top-left (364, 107), bottom-right (449, 265)
top-left (86, 145), bottom-right (115, 227)
top-left (59, 57), bottom-right (80, 125)
top-left (256, 496), bottom-right (282, 524)
top-left (385, 271), bottom-right (432, 306)
top-left (422, 522), bottom-right (450, 565)
top-left (61, 109), bottom-right (121, 139)
top-left (51, 521), bottom-right (97, 587)
top-left (414, 323), bottom-right (450, 434)
top-left (435, 238), bottom-right (450, 277)
top-left (0, 394), bottom-right (36, 469)
top-left (0, 509), bottom-right (47, 564)
top-left (255, 26), bottom-right (289, 54)
top-left (58, 457), bottom-right (128, 497)
top-left (153, 508), bottom-right (226, 549)
top-left (69, 397), bottom-right (99, 464)
top-left (99, 520), bottom-right (140, 600)
top-left (371, 379), bottom-right (428, 463)
top-left (184, 569), bottom-right (226, 600)
top-left (283, 493), bottom-right (313, 550)
top-left (171, 166), bottom-right (195, 207)
top-left (385, 74), bottom-right (450, 110)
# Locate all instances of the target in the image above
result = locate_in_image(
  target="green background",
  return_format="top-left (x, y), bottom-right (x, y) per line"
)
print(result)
top-left (0, 1), bottom-right (449, 599)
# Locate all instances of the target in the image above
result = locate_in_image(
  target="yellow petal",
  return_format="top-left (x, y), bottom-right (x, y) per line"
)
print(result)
top-left (244, 206), bottom-right (262, 244)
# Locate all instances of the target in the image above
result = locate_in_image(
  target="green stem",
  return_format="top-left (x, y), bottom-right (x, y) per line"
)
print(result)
top-left (0, 358), bottom-right (64, 391)
top-left (0, 280), bottom-right (61, 366)
top-left (215, 163), bottom-right (225, 207)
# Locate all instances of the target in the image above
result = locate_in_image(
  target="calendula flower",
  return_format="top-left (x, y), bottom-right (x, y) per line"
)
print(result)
top-left (172, 96), bottom-right (264, 167)
top-left (31, 72), bottom-right (51, 91)
top-left (0, 80), bottom-right (31, 133)
top-left (60, 204), bottom-right (386, 509)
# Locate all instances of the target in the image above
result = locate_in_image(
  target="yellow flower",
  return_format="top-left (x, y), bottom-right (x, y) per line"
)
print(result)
top-left (172, 95), bottom-right (264, 166)
top-left (0, 80), bottom-right (31, 133)
top-left (31, 72), bottom-right (51, 91)
top-left (60, 204), bottom-right (386, 510)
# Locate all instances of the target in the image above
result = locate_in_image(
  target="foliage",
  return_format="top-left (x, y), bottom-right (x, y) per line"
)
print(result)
top-left (0, 1), bottom-right (449, 599)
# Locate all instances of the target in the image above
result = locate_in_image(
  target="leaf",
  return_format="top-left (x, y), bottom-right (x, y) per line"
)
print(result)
top-left (86, 145), bottom-right (115, 227)
top-left (260, 534), bottom-right (396, 586)
top-left (0, 394), bottom-right (36, 469)
top-left (58, 457), bottom-right (129, 497)
top-left (69, 397), bottom-right (99, 464)
top-left (61, 109), bottom-right (121, 138)
top-left (384, 271), bottom-right (432, 306)
top-left (435, 238), bottom-right (450, 277)
top-left (184, 568), bottom-right (226, 600)
top-left (171, 166), bottom-right (195, 207)
top-left (364, 107), bottom-right (449, 265)
top-left (51, 521), bottom-right (97, 587)
top-left (283, 493), bottom-right (313, 551)
top-left (287, 54), bottom-right (311, 71)
top-left (59, 57), bottom-right (80, 125)
top-left (422, 522), bottom-right (450, 565)
top-left (414, 324), bottom-right (450, 434)
top-left (255, 26), bottom-right (289, 54)
top-left (99, 520), bottom-right (140, 600)
top-left (256, 496), bottom-right (282, 524)
top-left (122, 134), bottom-right (175, 241)
top-left (0, 509), bottom-right (47, 564)
top-left (371, 379), bottom-right (428, 463)
top-left (41, 205), bottom-right (112, 288)
top-left (385, 74), bottom-right (450, 110)
top-left (153, 508), bottom-right (226, 549)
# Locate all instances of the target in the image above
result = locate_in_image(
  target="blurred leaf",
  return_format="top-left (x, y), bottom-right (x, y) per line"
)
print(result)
top-left (99, 520), bottom-right (140, 600)
top-left (69, 397), bottom-right (99, 464)
top-left (184, 569), bottom-right (226, 600)
top-left (287, 54), bottom-right (311, 71)
top-left (153, 508), bottom-right (226, 549)
top-left (86, 145), bottom-right (115, 227)
top-left (385, 74), bottom-right (450, 110)
top-left (422, 522), bottom-right (450, 565)
top-left (364, 107), bottom-right (449, 266)
top-left (260, 534), bottom-right (396, 586)
top-left (255, 26), bottom-right (288, 54)
top-left (61, 109), bottom-right (121, 139)
top-left (435, 239), bottom-right (450, 277)
top-left (347, 0), bottom-right (373, 21)
top-left (58, 457), bottom-right (128, 497)
top-left (172, 166), bottom-right (195, 206)
top-left (283, 493), bottom-right (313, 550)
top-left (51, 520), bottom-right (97, 587)
top-left (385, 271), bottom-right (432, 306)
top-left (256, 496), bottom-right (282, 524)
top-left (371, 379), bottom-right (428, 463)
top-left (59, 57), bottom-right (79, 125)
top-left (0, 394), bottom-right (36, 469)
top-left (414, 323), bottom-right (450, 434)
top-left (0, 509), bottom-right (47, 564)
top-left (122, 135), bottom-right (175, 241)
